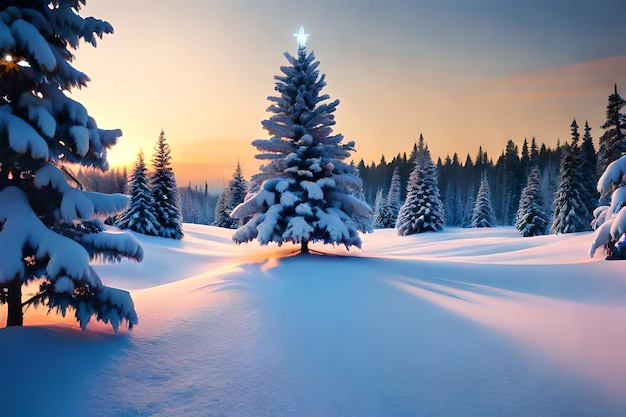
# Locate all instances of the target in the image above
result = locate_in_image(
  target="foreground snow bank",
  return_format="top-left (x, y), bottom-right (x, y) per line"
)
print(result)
top-left (2, 225), bottom-right (626, 416)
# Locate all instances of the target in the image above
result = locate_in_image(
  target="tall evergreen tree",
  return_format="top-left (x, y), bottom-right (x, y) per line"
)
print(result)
top-left (150, 130), bottom-right (183, 239)
top-left (530, 137), bottom-right (540, 163)
top-left (597, 84), bottom-right (626, 175)
top-left (471, 172), bottom-right (496, 228)
top-left (396, 138), bottom-right (445, 235)
top-left (504, 139), bottom-right (522, 224)
top-left (231, 29), bottom-right (372, 253)
top-left (374, 166), bottom-right (402, 228)
top-left (216, 162), bottom-right (248, 229)
top-left (440, 152), bottom-right (463, 226)
top-left (461, 154), bottom-right (476, 227)
top-left (227, 162), bottom-right (248, 214)
top-left (515, 165), bottom-right (548, 237)
top-left (117, 150), bottom-right (159, 235)
top-left (520, 138), bottom-right (530, 178)
top-left (580, 121), bottom-right (599, 210)
top-left (0, 1), bottom-right (141, 329)
top-left (213, 189), bottom-right (230, 228)
top-left (550, 120), bottom-right (590, 234)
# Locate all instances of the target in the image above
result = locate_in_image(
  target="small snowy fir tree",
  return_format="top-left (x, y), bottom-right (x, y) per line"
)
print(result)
top-left (515, 165), bottom-right (548, 237)
top-left (117, 149), bottom-right (159, 235)
top-left (150, 130), bottom-right (183, 239)
top-left (589, 155), bottom-right (626, 258)
top-left (374, 166), bottom-right (402, 228)
top-left (227, 162), bottom-right (247, 212)
top-left (225, 162), bottom-right (247, 228)
top-left (213, 163), bottom-right (247, 229)
top-left (597, 84), bottom-right (626, 176)
top-left (396, 136), bottom-right (445, 235)
top-left (231, 28), bottom-right (372, 254)
top-left (0, 1), bottom-right (142, 329)
top-left (471, 172), bottom-right (496, 228)
top-left (550, 120), bottom-right (590, 234)
top-left (213, 189), bottom-right (229, 228)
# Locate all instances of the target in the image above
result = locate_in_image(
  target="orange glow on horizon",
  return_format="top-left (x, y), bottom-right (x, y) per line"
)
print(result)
top-left (68, 0), bottom-right (626, 189)
top-left (91, 56), bottom-right (626, 190)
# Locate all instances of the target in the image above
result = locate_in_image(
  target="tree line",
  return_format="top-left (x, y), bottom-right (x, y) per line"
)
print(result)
top-left (357, 84), bottom-right (626, 236)
top-left (359, 136), bottom-right (562, 227)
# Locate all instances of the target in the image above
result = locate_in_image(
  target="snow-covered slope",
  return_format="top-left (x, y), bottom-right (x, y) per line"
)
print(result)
top-left (1, 225), bottom-right (626, 416)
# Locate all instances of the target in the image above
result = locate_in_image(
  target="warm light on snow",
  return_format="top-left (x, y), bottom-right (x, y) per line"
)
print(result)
top-left (2, 225), bottom-right (626, 416)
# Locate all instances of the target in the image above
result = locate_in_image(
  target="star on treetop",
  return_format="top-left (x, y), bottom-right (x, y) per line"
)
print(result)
top-left (293, 27), bottom-right (309, 48)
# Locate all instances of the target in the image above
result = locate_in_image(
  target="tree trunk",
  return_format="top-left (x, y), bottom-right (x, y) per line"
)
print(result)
top-left (6, 276), bottom-right (23, 327)
top-left (300, 240), bottom-right (309, 255)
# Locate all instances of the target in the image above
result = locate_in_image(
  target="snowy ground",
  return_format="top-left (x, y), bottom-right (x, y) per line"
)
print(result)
top-left (2, 225), bottom-right (626, 416)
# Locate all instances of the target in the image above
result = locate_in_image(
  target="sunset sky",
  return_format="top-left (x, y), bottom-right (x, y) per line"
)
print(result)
top-left (71, 0), bottom-right (626, 189)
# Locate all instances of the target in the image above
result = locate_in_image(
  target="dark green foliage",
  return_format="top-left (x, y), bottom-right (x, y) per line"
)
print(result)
top-left (117, 150), bottom-right (159, 236)
top-left (515, 165), bottom-right (549, 237)
top-left (597, 84), bottom-right (626, 176)
top-left (215, 162), bottom-right (248, 229)
top-left (374, 166), bottom-right (402, 228)
top-left (471, 171), bottom-right (496, 228)
top-left (396, 137), bottom-right (445, 235)
top-left (550, 121), bottom-right (591, 234)
top-left (150, 130), bottom-right (183, 239)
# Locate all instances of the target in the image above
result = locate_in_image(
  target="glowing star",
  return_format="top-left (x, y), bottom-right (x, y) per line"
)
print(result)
top-left (293, 27), bottom-right (310, 48)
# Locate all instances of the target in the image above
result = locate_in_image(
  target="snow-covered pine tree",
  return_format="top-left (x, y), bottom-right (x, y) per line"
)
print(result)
top-left (515, 165), bottom-right (548, 237)
top-left (550, 120), bottom-right (590, 234)
top-left (150, 130), bottom-right (183, 239)
top-left (349, 160), bottom-right (367, 203)
top-left (597, 84), bottom-right (626, 176)
top-left (471, 171), bottom-right (496, 228)
top-left (231, 29), bottom-right (372, 253)
top-left (589, 155), bottom-right (626, 258)
top-left (117, 149), bottom-right (159, 235)
top-left (213, 189), bottom-right (230, 227)
top-left (396, 136), bottom-right (444, 235)
top-left (213, 163), bottom-right (248, 229)
top-left (227, 162), bottom-right (247, 212)
top-left (225, 161), bottom-right (247, 229)
top-left (374, 166), bottom-right (402, 228)
top-left (0, 1), bottom-right (141, 329)
top-left (580, 121), bottom-right (599, 212)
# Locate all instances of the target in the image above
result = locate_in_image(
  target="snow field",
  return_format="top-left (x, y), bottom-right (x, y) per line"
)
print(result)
top-left (2, 225), bottom-right (626, 416)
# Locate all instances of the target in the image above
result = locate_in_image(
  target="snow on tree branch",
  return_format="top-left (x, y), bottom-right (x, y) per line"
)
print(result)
top-left (0, 1), bottom-right (139, 329)
top-left (11, 19), bottom-right (57, 71)
top-left (0, 109), bottom-right (49, 159)
top-left (77, 229), bottom-right (143, 262)
top-left (0, 186), bottom-right (92, 284)
top-left (85, 191), bottom-right (130, 216)
top-left (597, 155), bottom-right (626, 200)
